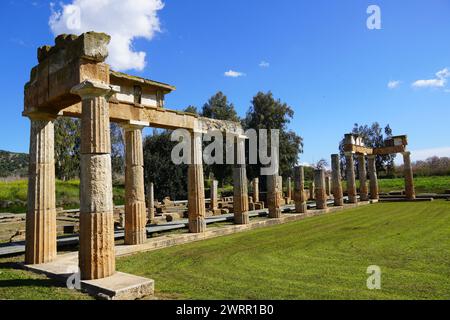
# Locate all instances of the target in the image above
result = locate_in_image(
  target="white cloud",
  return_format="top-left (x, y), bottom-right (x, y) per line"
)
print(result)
top-left (387, 80), bottom-right (401, 89)
top-left (412, 68), bottom-right (449, 88)
top-left (49, 0), bottom-right (164, 71)
top-left (259, 61), bottom-right (270, 68)
top-left (224, 70), bottom-right (246, 78)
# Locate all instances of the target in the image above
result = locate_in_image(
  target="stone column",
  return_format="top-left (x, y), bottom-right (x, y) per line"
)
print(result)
top-left (294, 166), bottom-right (307, 213)
top-left (252, 178), bottom-right (260, 203)
top-left (314, 169), bottom-right (327, 210)
top-left (345, 153), bottom-right (358, 204)
top-left (287, 177), bottom-right (292, 203)
top-left (267, 174), bottom-right (282, 218)
top-left (147, 182), bottom-right (155, 222)
top-left (210, 180), bottom-right (218, 211)
top-left (309, 181), bottom-right (315, 200)
top-left (233, 135), bottom-right (249, 224)
top-left (368, 155), bottom-right (379, 200)
top-left (402, 152), bottom-right (416, 200)
top-left (331, 154), bottom-right (344, 206)
top-left (325, 176), bottom-right (331, 197)
top-left (123, 122), bottom-right (148, 245)
top-left (188, 130), bottom-right (206, 233)
top-left (358, 154), bottom-right (369, 201)
top-left (71, 81), bottom-right (117, 280)
top-left (25, 113), bottom-right (57, 265)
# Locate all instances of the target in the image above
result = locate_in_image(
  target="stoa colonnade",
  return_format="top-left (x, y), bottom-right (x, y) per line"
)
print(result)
top-left (23, 32), bottom-right (265, 281)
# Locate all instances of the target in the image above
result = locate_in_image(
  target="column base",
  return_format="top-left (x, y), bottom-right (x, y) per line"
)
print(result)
top-left (189, 217), bottom-right (206, 233)
top-left (334, 198), bottom-right (344, 207)
top-left (295, 203), bottom-right (308, 214)
top-left (316, 201), bottom-right (328, 210)
top-left (360, 194), bottom-right (369, 201)
top-left (348, 196), bottom-right (358, 204)
top-left (269, 208), bottom-right (282, 219)
top-left (79, 212), bottom-right (116, 281)
top-left (235, 212), bottom-right (250, 225)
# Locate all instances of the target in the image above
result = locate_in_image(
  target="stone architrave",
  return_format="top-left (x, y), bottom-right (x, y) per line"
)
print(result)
top-left (331, 154), bottom-right (344, 206)
top-left (25, 113), bottom-right (58, 265)
top-left (71, 80), bottom-right (118, 280)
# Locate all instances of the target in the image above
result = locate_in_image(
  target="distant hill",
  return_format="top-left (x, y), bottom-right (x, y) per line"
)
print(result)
top-left (0, 150), bottom-right (28, 178)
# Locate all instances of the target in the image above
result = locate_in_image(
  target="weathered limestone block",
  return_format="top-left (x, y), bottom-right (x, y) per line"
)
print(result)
top-left (402, 152), bottom-right (416, 200)
top-left (233, 135), bottom-right (249, 224)
top-left (294, 166), bottom-right (307, 214)
top-left (314, 169), bottom-right (327, 210)
top-left (345, 153), bottom-right (358, 204)
top-left (252, 178), bottom-right (260, 203)
top-left (331, 154), bottom-right (344, 206)
top-left (267, 175), bottom-right (282, 218)
top-left (123, 123), bottom-right (147, 245)
top-left (358, 154), bottom-right (369, 201)
top-left (367, 155), bottom-right (379, 200)
top-left (188, 130), bottom-right (206, 233)
top-left (80, 95), bottom-right (111, 155)
top-left (26, 115), bottom-right (57, 265)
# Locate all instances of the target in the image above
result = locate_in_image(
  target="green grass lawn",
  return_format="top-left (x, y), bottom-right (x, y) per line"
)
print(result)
top-left (0, 256), bottom-right (92, 300)
top-left (0, 179), bottom-right (125, 213)
top-left (117, 200), bottom-right (450, 300)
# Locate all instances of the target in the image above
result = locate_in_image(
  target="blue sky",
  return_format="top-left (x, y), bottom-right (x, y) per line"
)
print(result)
top-left (1, 0), bottom-right (449, 165)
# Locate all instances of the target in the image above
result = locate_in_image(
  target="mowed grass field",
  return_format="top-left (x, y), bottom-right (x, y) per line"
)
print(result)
top-left (116, 201), bottom-right (450, 300)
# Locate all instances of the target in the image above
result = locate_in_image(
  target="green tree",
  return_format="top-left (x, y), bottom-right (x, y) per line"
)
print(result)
top-left (110, 123), bottom-right (125, 179)
top-left (143, 130), bottom-right (188, 201)
top-left (184, 105), bottom-right (199, 115)
top-left (54, 117), bottom-right (81, 181)
top-left (201, 92), bottom-right (240, 186)
top-left (244, 91), bottom-right (304, 182)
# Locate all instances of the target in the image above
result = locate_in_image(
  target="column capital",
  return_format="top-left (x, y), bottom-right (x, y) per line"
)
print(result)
top-left (344, 152), bottom-right (355, 157)
top-left (402, 151), bottom-right (411, 157)
top-left (24, 110), bottom-right (58, 121)
top-left (121, 120), bottom-right (150, 131)
top-left (71, 80), bottom-right (120, 99)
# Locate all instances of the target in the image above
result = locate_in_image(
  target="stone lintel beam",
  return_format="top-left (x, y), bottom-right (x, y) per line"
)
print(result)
top-left (373, 145), bottom-right (406, 155)
top-left (343, 144), bottom-right (374, 155)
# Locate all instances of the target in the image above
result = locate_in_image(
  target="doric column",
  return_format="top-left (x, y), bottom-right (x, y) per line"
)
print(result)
top-left (287, 177), bottom-right (292, 202)
top-left (345, 152), bottom-right (358, 204)
top-left (252, 178), bottom-right (260, 203)
top-left (25, 113), bottom-right (57, 265)
top-left (123, 121), bottom-right (148, 245)
top-left (294, 166), bottom-right (307, 213)
top-left (147, 182), bottom-right (155, 222)
top-left (331, 154), bottom-right (344, 206)
top-left (368, 155), bottom-right (379, 200)
top-left (188, 130), bottom-right (206, 233)
top-left (358, 154), bottom-right (369, 201)
top-left (402, 152), bottom-right (416, 200)
top-left (309, 181), bottom-right (315, 200)
top-left (233, 135), bottom-right (249, 224)
top-left (71, 80), bottom-right (118, 280)
top-left (267, 174), bottom-right (282, 218)
top-left (314, 169), bottom-right (327, 210)
top-left (210, 180), bottom-right (218, 211)
top-left (325, 176), bottom-right (331, 197)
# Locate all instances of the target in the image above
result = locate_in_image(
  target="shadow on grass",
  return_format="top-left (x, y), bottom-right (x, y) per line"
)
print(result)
top-left (0, 262), bottom-right (20, 270)
top-left (0, 278), bottom-right (57, 288)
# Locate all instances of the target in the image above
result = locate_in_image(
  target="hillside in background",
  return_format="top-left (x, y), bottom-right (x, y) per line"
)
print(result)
top-left (0, 150), bottom-right (28, 178)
